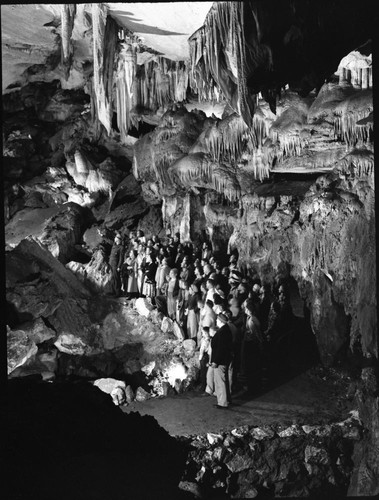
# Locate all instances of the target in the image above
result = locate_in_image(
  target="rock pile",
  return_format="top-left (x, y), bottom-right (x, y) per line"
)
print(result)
top-left (178, 413), bottom-right (363, 498)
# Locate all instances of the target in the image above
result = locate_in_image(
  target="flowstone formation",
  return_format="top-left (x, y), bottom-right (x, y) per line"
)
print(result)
top-left (3, 1), bottom-right (378, 498)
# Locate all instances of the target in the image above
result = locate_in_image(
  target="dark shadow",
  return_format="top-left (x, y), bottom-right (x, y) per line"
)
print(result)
top-left (5, 378), bottom-right (190, 500)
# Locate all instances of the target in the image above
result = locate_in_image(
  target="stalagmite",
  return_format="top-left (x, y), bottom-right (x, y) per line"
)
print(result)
top-left (60, 4), bottom-right (76, 80)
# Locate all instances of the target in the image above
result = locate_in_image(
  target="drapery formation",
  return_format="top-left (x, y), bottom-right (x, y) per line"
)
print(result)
top-left (134, 57), bottom-right (189, 112)
top-left (189, 2), bottom-right (253, 127)
top-left (116, 42), bottom-right (137, 142)
top-left (92, 3), bottom-right (118, 135)
top-left (60, 4), bottom-right (76, 80)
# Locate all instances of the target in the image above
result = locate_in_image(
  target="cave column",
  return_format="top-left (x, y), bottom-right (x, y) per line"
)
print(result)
top-left (179, 192), bottom-right (192, 242)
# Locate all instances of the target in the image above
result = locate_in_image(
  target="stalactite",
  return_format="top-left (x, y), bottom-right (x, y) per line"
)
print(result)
top-left (334, 110), bottom-right (373, 146)
top-left (189, 2), bottom-right (253, 125)
top-left (92, 3), bottom-right (117, 135)
top-left (338, 148), bottom-right (374, 176)
top-left (61, 4), bottom-right (76, 80)
top-left (115, 42), bottom-right (137, 143)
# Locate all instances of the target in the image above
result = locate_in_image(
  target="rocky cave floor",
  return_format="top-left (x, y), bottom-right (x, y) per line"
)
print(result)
top-left (123, 365), bottom-right (353, 436)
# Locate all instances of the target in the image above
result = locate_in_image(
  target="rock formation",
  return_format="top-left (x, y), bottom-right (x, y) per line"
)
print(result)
top-left (3, 1), bottom-right (378, 497)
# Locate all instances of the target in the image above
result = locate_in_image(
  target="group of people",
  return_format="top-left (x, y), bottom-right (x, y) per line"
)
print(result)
top-left (105, 229), bottom-right (294, 409)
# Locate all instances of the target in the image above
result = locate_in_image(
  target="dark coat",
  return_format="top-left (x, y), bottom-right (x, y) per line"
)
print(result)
top-left (210, 323), bottom-right (233, 366)
top-left (109, 243), bottom-right (124, 270)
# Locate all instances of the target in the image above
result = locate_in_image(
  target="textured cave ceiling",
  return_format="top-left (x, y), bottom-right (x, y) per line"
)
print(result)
top-left (1, 2), bottom-right (213, 92)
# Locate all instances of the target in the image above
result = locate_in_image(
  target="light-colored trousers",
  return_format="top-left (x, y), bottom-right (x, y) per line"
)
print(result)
top-left (206, 364), bottom-right (231, 407)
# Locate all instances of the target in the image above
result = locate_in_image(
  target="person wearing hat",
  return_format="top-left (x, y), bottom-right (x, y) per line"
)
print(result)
top-left (206, 312), bottom-right (233, 408)
top-left (228, 271), bottom-right (241, 301)
top-left (187, 283), bottom-right (200, 341)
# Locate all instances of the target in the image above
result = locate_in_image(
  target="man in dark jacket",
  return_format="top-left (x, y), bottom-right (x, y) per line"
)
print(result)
top-left (206, 313), bottom-right (233, 408)
top-left (108, 233), bottom-right (124, 297)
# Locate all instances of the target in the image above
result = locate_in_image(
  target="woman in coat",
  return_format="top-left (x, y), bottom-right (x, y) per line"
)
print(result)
top-left (166, 268), bottom-right (180, 320)
top-left (123, 249), bottom-right (138, 297)
top-left (142, 251), bottom-right (158, 298)
top-left (186, 284), bottom-right (200, 342)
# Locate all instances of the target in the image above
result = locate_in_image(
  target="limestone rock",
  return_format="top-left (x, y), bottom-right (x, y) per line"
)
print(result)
top-left (173, 321), bottom-right (185, 341)
top-left (161, 316), bottom-right (174, 334)
top-left (6, 237), bottom-right (90, 320)
top-left (54, 333), bottom-right (91, 356)
top-left (182, 339), bottom-right (197, 356)
top-left (124, 385), bottom-right (135, 404)
top-left (225, 452), bottom-right (254, 473)
top-left (7, 327), bottom-right (38, 374)
top-left (83, 247), bottom-right (113, 293)
top-left (93, 377), bottom-right (127, 405)
top-left (134, 297), bottom-right (153, 318)
top-left (17, 317), bottom-right (56, 345)
top-left (37, 202), bottom-right (93, 264)
top-left (135, 386), bottom-right (151, 402)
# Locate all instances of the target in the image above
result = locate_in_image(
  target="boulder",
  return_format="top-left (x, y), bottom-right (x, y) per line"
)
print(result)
top-left (135, 387), bottom-right (151, 402)
top-left (7, 327), bottom-right (38, 374)
top-left (14, 317), bottom-right (56, 345)
top-left (182, 339), bottom-right (197, 356)
top-left (124, 385), bottom-right (135, 404)
top-left (134, 297), bottom-right (154, 318)
top-left (173, 321), bottom-right (185, 341)
top-left (6, 202), bottom-right (92, 263)
top-left (93, 377), bottom-right (127, 405)
top-left (161, 316), bottom-right (174, 334)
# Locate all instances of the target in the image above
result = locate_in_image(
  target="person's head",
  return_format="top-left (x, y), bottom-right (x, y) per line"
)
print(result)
top-left (213, 293), bottom-right (223, 306)
top-left (152, 235), bottom-right (159, 243)
top-left (206, 278), bottom-right (215, 290)
top-left (162, 257), bottom-right (168, 266)
top-left (174, 232), bottom-right (180, 242)
top-left (177, 243), bottom-right (183, 252)
top-left (229, 297), bottom-right (240, 308)
top-left (129, 249), bottom-right (137, 258)
top-left (206, 299), bottom-right (214, 309)
top-left (244, 300), bottom-right (257, 317)
top-left (202, 326), bottom-right (210, 340)
top-left (197, 298), bottom-right (204, 308)
top-left (203, 264), bottom-right (212, 276)
top-left (114, 234), bottom-right (122, 244)
top-left (252, 283), bottom-right (261, 295)
top-left (145, 246), bottom-right (152, 256)
top-left (190, 283), bottom-right (199, 295)
top-left (216, 312), bottom-right (229, 328)
top-left (147, 239), bottom-right (153, 247)
top-left (209, 256), bottom-right (216, 265)
top-left (195, 266), bottom-right (203, 278)
top-left (237, 283), bottom-right (248, 294)
top-left (168, 236), bottom-right (174, 245)
top-left (170, 268), bottom-right (178, 279)
top-left (221, 267), bottom-right (230, 277)
top-left (209, 326), bottom-right (218, 337)
top-left (153, 242), bottom-right (160, 251)
top-left (129, 231), bottom-right (135, 239)
top-left (200, 282), bottom-right (207, 294)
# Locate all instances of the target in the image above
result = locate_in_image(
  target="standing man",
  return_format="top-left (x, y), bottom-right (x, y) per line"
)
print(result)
top-left (108, 233), bottom-right (124, 297)
top-left (206, 312), bottom-right (233, 409)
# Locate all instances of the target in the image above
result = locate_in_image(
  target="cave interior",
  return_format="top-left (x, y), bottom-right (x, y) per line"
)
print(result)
top-left (2, 2), bottom-right (378, 499)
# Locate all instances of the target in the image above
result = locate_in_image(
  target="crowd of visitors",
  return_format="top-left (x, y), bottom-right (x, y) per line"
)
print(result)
top-left (105, 229), bottom-right (294, 409)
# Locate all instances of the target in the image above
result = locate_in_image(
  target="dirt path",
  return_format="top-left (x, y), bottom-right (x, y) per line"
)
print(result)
top-left (123, 370), bottom-right (351, 436)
